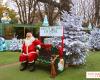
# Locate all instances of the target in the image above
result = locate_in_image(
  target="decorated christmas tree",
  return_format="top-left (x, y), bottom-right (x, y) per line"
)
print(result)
top-left (0, 37), bottom-right (6, 51)
top-left (61, 0), bottom-right (88, 65)
top-left (42, 15), bottom-right (49, 27)
top-left (9, 36), bottom-right (19, 51)
top-left (88, 27), bottom-right (100, 51)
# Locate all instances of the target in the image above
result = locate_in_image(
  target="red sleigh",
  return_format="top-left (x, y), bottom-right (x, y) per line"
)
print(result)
top-left (37, 26), bottom-right (65, 78)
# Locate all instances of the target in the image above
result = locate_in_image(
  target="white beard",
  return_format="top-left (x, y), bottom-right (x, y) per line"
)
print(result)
top-left (25, 37), bottom-right (35, 46)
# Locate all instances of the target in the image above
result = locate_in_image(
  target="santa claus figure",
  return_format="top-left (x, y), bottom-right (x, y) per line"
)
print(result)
top-left (19, 32), bottom-right (41, 71)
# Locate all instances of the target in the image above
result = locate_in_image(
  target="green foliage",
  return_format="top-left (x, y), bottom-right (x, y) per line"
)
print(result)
top-left (0, 51), bottom-right (19, 65)
top-left (51, 46), bottom-right (58, 55)
top-left (33, 21), bottom-right (42, 37)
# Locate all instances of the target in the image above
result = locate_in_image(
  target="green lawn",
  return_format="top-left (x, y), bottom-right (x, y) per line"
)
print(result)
top-left (0, 51), bottom-right (100, 80)
top-left (0, 51), bottom-right (20, 65)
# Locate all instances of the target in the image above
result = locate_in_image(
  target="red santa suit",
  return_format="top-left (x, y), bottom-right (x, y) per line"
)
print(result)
top-left (19, 37), bottom-right (41, 63)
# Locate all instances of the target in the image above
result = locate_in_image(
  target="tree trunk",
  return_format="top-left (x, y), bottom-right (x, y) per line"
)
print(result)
top-left (95, 0), bottom-right (100, 24)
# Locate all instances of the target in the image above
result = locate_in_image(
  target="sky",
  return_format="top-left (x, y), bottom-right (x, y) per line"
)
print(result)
top-left (2, 0), bottom-right (7, 5)
top-left (2, 0), bottom-right (60, 12)
top-left (3, 0), bottom-right (18, 12)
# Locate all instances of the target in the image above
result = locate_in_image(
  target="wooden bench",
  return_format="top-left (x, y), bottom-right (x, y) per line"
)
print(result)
top-left (37, 44), bottom-right (64, 78)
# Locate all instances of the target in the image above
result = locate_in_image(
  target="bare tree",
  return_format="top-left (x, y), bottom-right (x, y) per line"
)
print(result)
top-left (73, 0), bottom-right (95, 26)
top-left (37, 0), bottom-right (71, 11)
top-left (60, 0), bottom-right (71, 12)
top-left (94, 0), bottom-right (100, 24)
top-left (37, 1), bottom-right (60, 26)
top-left (12, 0), bottom-right (71, 25)
top-left (37, 0), bottom-right (71, 26)
top-left (13, 0), bottom-right (38, 24)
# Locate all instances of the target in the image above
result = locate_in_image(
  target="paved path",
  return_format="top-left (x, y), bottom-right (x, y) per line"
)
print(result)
top-left (0, 62), bottom-right (19, 68)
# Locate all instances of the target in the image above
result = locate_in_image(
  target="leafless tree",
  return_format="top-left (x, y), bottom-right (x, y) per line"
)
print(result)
top-left (37, 0), bottom-right (71, 12)
top-left (12, 0), bottom-right (71, 25)
top-left (73, 0), bottom-right (95, 26)
top-left (94, 0), bottom-right (100, 24)
top-left (37, 1), bottom-right (60, 26)
top-left (13, 0), bottom-right (38, 24)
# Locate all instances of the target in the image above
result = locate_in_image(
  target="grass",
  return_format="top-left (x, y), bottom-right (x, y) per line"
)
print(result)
top-left (0, 51), bottom-right (20, 65)
top-left (0, 51), bottom-right (100, 80)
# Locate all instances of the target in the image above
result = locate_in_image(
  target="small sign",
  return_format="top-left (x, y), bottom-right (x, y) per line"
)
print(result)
top-left (40, 26), bottom-right (63, 36)
top-left (86, 71), bottom-right (100, 78)
top-left (44, 37), bottom-right (61, 44)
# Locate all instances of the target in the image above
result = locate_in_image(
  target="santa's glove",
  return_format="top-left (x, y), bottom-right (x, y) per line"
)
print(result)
top-left (36, 45), bottom-right (41, 51)
top-left (36, 50), bottom-right (39, 56)
top-left (22, 52), bottom-right (28, 56)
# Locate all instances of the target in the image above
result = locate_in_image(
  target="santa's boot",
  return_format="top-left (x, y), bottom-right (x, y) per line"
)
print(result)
top-left (28, 62), bottom-right (35, 72)
top-left (20, 62), bottom-right (27, 71)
